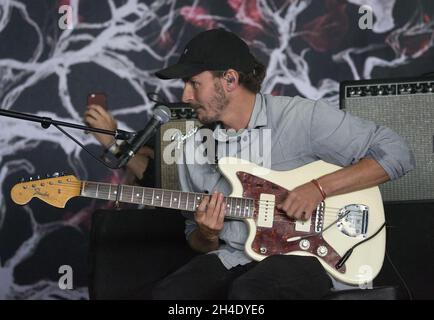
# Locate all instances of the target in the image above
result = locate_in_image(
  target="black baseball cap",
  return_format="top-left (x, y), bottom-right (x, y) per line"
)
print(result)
top-left (155, 28), bottom-right (256, 80)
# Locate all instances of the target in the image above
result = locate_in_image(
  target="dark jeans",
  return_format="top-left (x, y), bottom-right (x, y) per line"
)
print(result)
top-left (152, 254), bottom-right (333, 300)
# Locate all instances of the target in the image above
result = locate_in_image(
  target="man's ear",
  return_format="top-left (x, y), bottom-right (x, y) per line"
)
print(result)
top-left (223, 69), bottom-right (238, 91)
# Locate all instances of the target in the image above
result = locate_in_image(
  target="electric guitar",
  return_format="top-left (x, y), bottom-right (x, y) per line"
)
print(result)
top-left (10, 157), bottom-right (385, 285)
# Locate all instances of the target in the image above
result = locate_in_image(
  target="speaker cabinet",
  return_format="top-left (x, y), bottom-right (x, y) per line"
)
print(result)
top-left (154, 107), bottom-right (201, 191)
top-left (340, 77), bottom-right (434, 202)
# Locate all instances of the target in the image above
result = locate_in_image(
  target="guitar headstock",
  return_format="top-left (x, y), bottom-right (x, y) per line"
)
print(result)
top-left (11, 175), bottom-right (81, 208)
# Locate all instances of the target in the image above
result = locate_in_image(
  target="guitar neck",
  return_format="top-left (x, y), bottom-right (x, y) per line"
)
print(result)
top-left (80, 181), bottom-right (254, 219)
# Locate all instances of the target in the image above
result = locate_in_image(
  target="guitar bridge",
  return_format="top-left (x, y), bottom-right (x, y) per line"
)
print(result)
top-left (337, 204), bottom-right (369, 238)
top-left (315, 201), bottom-right (325, 232)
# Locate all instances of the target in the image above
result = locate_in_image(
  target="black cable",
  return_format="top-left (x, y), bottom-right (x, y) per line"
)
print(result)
top-left (335, 222), bottom-right (386, 270)
top-left (385, 249), bottom-right (414, 300)
top-left (54, 124), bottom-right (120, 170)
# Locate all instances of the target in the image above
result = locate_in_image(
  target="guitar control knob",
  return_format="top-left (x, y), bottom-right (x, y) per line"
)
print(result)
top-left (317, 245), bottom-right (328, 257)
top-left (299, 239), bottom-right (310, 250)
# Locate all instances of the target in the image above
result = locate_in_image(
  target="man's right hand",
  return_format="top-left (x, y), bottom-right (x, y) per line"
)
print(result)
top-left (194, 191), bottom-right (226, 243)
top-left (83, 104), bottom-right (117, 147)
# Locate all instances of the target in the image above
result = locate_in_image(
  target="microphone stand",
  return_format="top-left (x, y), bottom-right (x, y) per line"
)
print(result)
top-left (0, 108), bottom-right (135, 169)
top-left (0, 109), bottom-right (133, 140)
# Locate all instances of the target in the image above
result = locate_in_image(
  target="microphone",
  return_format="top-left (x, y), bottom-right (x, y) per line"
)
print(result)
top-left (116, 105), bottom-right (171, 168)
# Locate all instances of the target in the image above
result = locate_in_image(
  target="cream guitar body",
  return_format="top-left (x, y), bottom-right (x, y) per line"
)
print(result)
top-left (218, 157), bottom-right (385, 285)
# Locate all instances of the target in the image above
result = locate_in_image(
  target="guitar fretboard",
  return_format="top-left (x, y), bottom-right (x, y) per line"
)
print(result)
top-left (81, 181), bottom-right (255, 219)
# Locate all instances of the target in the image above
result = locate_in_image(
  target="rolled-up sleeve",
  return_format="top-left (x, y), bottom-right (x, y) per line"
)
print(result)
top-left (184, 217), bottom-right (197, 240)
top-left (309, 99), bottom-right (415, 180)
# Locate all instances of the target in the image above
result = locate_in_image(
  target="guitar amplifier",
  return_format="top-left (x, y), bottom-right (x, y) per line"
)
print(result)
top-left (154, 106), bottom-right (201, 191)
top-left (340, 77), bottom-right (434, 202)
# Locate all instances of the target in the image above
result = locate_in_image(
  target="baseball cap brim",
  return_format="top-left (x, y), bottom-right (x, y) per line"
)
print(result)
top-left (155, 63), bottom-right (206, 80)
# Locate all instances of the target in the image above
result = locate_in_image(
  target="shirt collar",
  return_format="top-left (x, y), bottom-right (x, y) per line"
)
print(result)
top-left (247, 93), bottom-right (267, 129)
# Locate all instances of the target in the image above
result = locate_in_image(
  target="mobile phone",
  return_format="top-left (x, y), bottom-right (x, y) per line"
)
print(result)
top-left (87, 92), bottom-right (107, 109)
top-left (85, 92), bottom-right (107, 134)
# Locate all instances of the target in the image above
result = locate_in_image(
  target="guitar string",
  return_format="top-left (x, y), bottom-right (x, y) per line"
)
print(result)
top-left (35, 181), bottom-right (346, 205)
top-left (31, 181), bottom-right (346, 213)
top-left (24, 180), bottom-right (348, 213)
top-left (26, 192), bottom-right (341, 225)
top-left (27, 181), bottom-right (364, 222)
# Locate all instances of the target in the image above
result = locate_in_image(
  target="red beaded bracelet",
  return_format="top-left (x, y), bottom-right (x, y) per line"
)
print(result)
top-left (311, 179), bottom-right (327, 200)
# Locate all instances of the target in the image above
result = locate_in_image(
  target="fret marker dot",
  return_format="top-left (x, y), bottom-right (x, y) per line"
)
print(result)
top-left (156, 196), bottom-right (159, 199)
top-left (174, 198), bottom-right (177, 201)
top-left (237, 205), bottom-right (240, 208)
top-left (114, 191), bottom-right (117, 194)
top-left (136, 194), bottom-right (140, 197)
top-left (227, 204), bottom-right (230, 207)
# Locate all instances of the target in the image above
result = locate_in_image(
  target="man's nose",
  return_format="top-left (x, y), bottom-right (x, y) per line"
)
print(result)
top-left (182, 83), bottom-right (193, 103)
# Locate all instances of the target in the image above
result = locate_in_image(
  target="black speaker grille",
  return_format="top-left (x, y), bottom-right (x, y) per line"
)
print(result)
top-left (341, 78), bottom-right (434, 201)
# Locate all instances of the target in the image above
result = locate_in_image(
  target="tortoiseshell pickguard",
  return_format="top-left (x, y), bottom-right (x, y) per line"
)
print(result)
top-left (236, 171), bottom-right (346, 273)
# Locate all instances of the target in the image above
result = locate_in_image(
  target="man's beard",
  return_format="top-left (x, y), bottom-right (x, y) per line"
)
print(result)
top-left (197, 80), bottom-right (229, 124)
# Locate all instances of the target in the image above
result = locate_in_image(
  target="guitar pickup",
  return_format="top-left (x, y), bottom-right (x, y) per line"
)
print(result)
top-left (257, 193), bottom-right (275, 228)
top-left (295, 218), bottom-right (311, 232)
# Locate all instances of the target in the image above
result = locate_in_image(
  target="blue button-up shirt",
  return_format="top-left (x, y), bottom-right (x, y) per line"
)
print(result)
top-left (177, 93), bottom-right (415, 270)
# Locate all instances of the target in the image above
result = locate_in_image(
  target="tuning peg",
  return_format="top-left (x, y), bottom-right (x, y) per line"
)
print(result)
top-left (52, 172), bottom-right (59, 177)
top-left (46, 173), bottom-right (51, 178)
top-left (20, 178), bottom-right (25, 183)
top-left (29, 177), bottom-right (33, 181)
top-left (60, 172), bottom-right (65, 176)
top-left (36, 175), bottom-right (40, 180)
